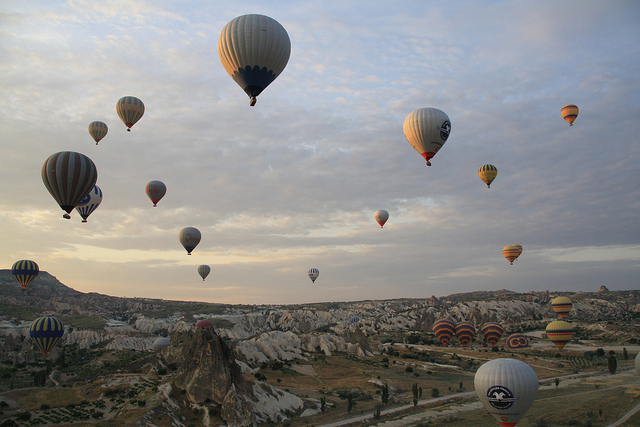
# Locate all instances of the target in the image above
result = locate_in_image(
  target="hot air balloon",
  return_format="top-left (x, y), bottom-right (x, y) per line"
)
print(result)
top-left (308, 268), bottom-right (319, 283)
top-left (145, 180), bottom-right (166, 207)
top-left (474, 358), bottom-right (538, 427)
top-left (505, 333), bottom-right (529, 349)
top-left (403, 107), bottom-right (451, 166)
top-left (502, 245), bottom-right (521, 265)
top-left (551, 297), bottom-right (573, 319)
top-left (42, 151), bottom-right (98, 219)
top-left (635, 352), bottom-right (640, 377)
top-left (116, 96), bottom-right (145, 131)
top-left (152, 337), bottom-right (171, 351)
top-left (30, 316), bottom-right (65, 356)
top-left (11, 260), bottom-right (39, 291)
top-left (218, 14), bottom-right (291, 106)
top-left (478, 164), bottom-right (498, 188)
top-left (374, 210), bottom-right (389, 228)
top-left (196, 319), bottom-right (213, 329)
top-left (481, 322), bottom-right (504, 346)
top-left (546, 320), bottom-right (573, 351)
top-left (455, 321), bottom-right (476, 346)
top-left (179, 227), bottom-right (201, 255)
top-left (75, 185), bottom-right (102, 223)
top-left (513, 244), bottom-right (523, 258)
top-left (433, 318), bottom-right (456, 346)
top-left (88, 121), bottom-right (108, 145)
top-left (198, 265), bottom-right (211, 281)
top-left (561, 104), bottom-right (579, 126)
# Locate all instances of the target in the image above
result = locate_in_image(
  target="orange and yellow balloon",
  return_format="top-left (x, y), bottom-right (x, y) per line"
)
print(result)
top-left (478, 164), bottom-right (498, 188)
top-left (502, 244), bottom-right (522, 265)
top-left (551, 297), bottom-right (573, 319)
top-left (561, 104), bottom-right (579, 126)
top-left (546, 320), bottom-right (574, 351)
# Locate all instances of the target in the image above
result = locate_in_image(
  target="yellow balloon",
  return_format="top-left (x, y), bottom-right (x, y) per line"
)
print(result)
top-left (478, 164), bottom-right (497, 188)
top-left (561, 104), bottom-right (579, 126)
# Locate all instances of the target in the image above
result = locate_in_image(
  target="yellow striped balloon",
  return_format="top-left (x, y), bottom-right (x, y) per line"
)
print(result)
top-left (478, 164), bottom-right (498, 188)
top-left (11, 260), bottom-right (39, 291)
top-left (116, 96), bottom-right (145, 131)
top-left (551, 296), bottom-right (573, 319)
top-left (480, 322), bottom-right (504, 346)
top-left (218, 14), bottom-right (291, 106)
top-left (433, 318), bottom-right (456, 346)
top-left (88, 121), bottom-right (108, 144)
top-left (30, 316), bottom-right (64, 355)
top-left (502, 244), bottom-right (521, 265)
top-left (546, 320), bottom-right (574, 351)
top-left (561, 104), bottom-right (579, 126)
top-left (454, 321), bottom-right (476, 346)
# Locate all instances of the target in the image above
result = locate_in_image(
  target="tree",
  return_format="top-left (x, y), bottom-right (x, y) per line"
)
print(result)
top-left (555, 378), bottom-right (560, 388)
top-left (623, 348), bottom-right (628, 360)
top-left (381, 384), bottom-right (389, 404)
top-left (432, 388), bottom-right (440, 398)
top-left (412, 383), bottom-right (419, 406)
top-left (320, 396), bottom-right (326, 412)
top-left (608, 354), bottom-right (617, 374)
top-left (347, 395), bottom-right (353, 413)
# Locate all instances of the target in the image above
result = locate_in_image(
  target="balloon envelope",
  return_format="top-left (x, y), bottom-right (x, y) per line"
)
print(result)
top-left (198, 265), bottom-right (211, 281)
top-left (433, 318), bottom-right (456, 346)
top-left (179, 227), bottom-right (201, 255)
top-left (505, 333), bottom-right (529, 349)
top-left (403, 107), bottom-right (451, 166)
top-left (481, 322), bottom-right (504, 346)
top-left (474, 358), bottom-right (538, 427)
top-left (75, 185), bottom-right (102, 222)
top-left (42, 151), bottom-right (98, 219)
top-left (218, 14), bottom-right (291, 106)
top-left (30, 316), bottom-right (65, 355)
top-left (116, 96), bottom-right (145, 131)
top-left (145, 180), bottom-right (166, 207)
top-left (88, 121), bottom-right (108, 144)
top-left (195, 319), bottom-right (213, 329)
top-left (478, 164), bottom-right (498, 188)
top-left (308, 268), bottom-right (319, 283)
top-left (502, 245), bottom-right (521, 265)
top-left (561, 104), bottom-right (579, 126)
top-left (374, 210), bottom-right (389, 228)
top-left (546, 320), bottom-right (574, 351)
top-left (551, 297), bottom-right (573, 319)
top-left (455, 321), bottom-right (476, 346)
top-left (635, 352), bottom-right (640, 376)
top-left (11, 260), bottom-right (39, 291)
top-left (152, 337), bottom-right (171, 351)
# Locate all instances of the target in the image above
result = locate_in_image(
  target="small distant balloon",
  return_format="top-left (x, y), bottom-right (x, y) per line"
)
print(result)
top-left (374, 210), bottom-right (389, 228)
top-left (551, 297), bottom-right (573, 319)
top-left (11, 260), bottom-right (39, 291)
top-left (75, 185), bottom-right (102, 223)
top-left (478, 164), bottom-right (498, 188)
top-left (474, 358), bottom-right (538, 427)
top-left (454, 321), bottom-right (476, 346)
top-left (88, 121), bottom-right (108, 145)
top-left (42, 151), bottom-right (98, 219)
top-left (30, 316), bottom-right (65, 356)
top-left (506, 333), bottom-right (529, 349)
top-left (481, 322), bottom-right (504, 346)
top-left (116, 96), bottom-right (145, 131)
top-left (152, 337), bottom-right (171, 351)
top-left (546, 320), bottom-right (573, 351)
top-left (308, 268), bottom-right (319, 283)
top-left (502, 244), bottom-right (522, 265)
top-left (635, 353), bottom-right (640, 377)
top-left (198, 265), bottom-right (211, 281)
top-left (433, 318), bottom-right (456, 346)
top-left (403, 107), bottom-right (451, 166)
top-left (145, 180), bottom-right (166, 207)
top-left (195, 319), bottom-right (213, 329)
top-left (561, 104), bottom-right (579, 126)
top-left (179, 227), bottom-right (201, 255)
top-left (218, 14), bottom-right (291, 106)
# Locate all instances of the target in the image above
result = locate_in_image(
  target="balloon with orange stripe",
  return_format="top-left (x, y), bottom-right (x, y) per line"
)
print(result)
top-left (561, 104), bottom-right (579, 126)
top-left (546, 320), bottom-right (574, 351)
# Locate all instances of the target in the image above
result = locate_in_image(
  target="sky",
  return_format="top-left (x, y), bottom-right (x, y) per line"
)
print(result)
top-left (1, 0), bottom-right (639, 305)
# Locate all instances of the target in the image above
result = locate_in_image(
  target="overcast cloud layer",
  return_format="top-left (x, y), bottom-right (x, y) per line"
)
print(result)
top-left (1, 0), bottom-right (639, 304)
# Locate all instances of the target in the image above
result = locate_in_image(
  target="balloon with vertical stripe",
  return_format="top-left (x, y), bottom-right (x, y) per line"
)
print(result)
top-left (455, 321), bottom-right (476, 346)
top-left (308, 268), bottom-right (319, 283)
top-left (561, 104), bottom-right (579, 126)
top-left (41, 151), bottom-right (98, 219)
top-left (218, 14), bottom-right (291, 106)
top-left (478, 164), bottom-right (498, 188)
top-left (403, 107), bottom-right (451, 166)
top-left (551, 297), bottom-right (573, 319)
top-left (75, 185), bottom-right (102, 223)
top-left (116, 96), bottom-right (145, 131)
top-left (198, 265), bottom-right (211, 281)
top-left (481, 322), bottom-right (504, 346)
top-left (11, 260), bottom-right (39, 291)
top-left (546, 320), bottom-right (574, 351)
top-left (88, 121), bottom-right (108, 145)
top-left (433, 318), bottom-right (456, 346)
top-left (30, 316), bottom-right (64, 355)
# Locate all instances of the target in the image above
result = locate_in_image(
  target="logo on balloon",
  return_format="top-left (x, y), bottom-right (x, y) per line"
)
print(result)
top-left (486, 385), bottom-right (515, 410)
top-left (78, 194), bottom-right (91, 205)
top-left (440, 121), bottom-right (451, 141)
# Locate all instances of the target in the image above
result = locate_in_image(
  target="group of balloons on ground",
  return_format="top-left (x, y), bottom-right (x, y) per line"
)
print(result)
top-left (431, 296), bottom-right (575, 351)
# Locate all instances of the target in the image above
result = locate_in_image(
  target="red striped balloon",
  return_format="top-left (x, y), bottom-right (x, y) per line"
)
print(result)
top-left (546, 320), bottom-right (574, 351)
top-left (551, 297), bottom-right (573, 319)
top-left (561, 104), bottom-right (579, 126)
top-left (433, 318), bottom-right (456, 346)
top-left (480, 322), bottom-right (504, 346)
top-left (455, 321), bottom-right (476, 346)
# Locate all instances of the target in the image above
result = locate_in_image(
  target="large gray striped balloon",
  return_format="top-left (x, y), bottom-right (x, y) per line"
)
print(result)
top-left (42, 151), bottom-right (97, 219)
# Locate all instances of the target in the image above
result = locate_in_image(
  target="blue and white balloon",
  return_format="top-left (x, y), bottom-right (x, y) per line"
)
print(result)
top-left (75, 185), bottom-right (102, 223)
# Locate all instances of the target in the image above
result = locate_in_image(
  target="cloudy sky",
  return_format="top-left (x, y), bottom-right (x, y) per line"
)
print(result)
top-left (1, 0), bottom-right (639, 305)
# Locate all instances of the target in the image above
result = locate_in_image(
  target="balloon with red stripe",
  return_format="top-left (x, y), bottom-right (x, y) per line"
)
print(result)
top-left (551, 297), bottom-right (573, 319)
top-left (546, 320), bottom-right (574, 351)
top-left (433, 318), bottom-right (456, 346)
